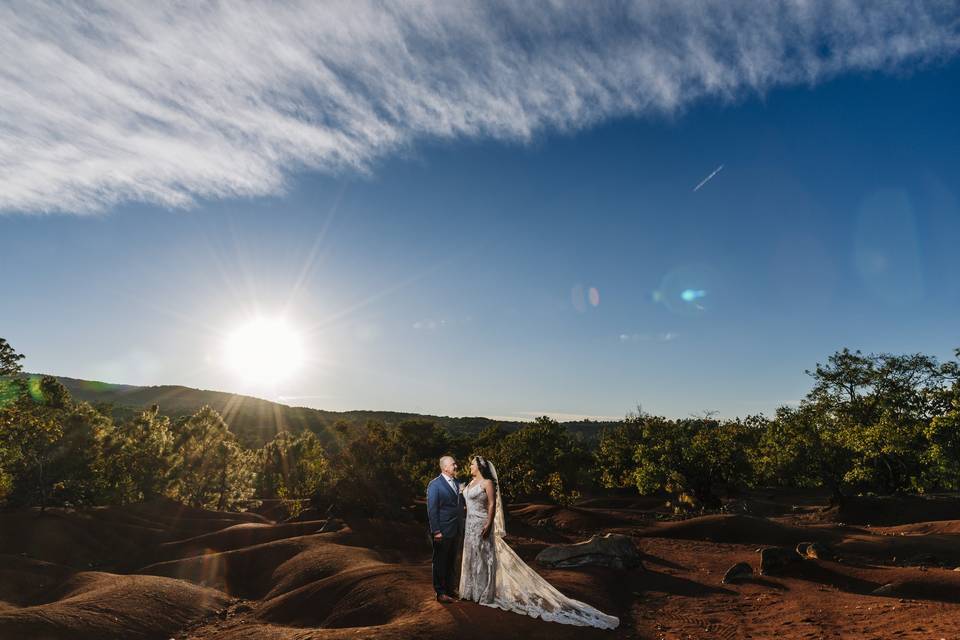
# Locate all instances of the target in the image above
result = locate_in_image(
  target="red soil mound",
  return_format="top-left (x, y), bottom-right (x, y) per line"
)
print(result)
top-left (825, 495), bottom-right (960, 526)
top-left (510, 503), bottom-right (630, 532)
top-left (9, 490), bottom-right (960, 639)
top-left (639, 513), bottom-right (839, 546)
top-left (0, 565), bottom-right (228, 639)
top-left (156, 520), bottom-right (333, 560)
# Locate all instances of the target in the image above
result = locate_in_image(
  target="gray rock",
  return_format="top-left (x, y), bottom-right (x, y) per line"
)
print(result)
top-left (722, 561), bottom-right (753, 583)
top-left (759, 546), bottom-right (802, 575)
top-left (536, 533), bottom-right (642, 570)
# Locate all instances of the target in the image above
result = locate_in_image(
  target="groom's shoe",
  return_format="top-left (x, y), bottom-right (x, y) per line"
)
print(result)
top-left (436, 594), bottom-right (455, 603)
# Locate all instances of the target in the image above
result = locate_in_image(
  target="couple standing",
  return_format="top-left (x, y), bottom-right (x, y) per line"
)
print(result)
top-left (426, 455), bottom-right (619, 629)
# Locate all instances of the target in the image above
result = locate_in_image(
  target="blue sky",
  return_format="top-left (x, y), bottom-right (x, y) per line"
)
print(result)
top-left (2, 2), bottom-right (959, 421)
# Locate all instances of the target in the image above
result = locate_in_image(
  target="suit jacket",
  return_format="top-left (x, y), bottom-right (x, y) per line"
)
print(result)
top-left (427, 474), bottom-right (464, 538)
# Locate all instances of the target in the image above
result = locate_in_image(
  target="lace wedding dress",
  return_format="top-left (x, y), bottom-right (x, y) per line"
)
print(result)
top-left (458, 464), bottom-right (619, 629)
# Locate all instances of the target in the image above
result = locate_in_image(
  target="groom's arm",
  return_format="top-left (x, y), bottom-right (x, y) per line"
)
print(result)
top-left (426, 481), bottom-right (441, 536)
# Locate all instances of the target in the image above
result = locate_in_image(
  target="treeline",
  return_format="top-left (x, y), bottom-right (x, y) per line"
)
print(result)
top-left (596, 348), bottom-right (960, 507)
top-left (2, 337), bottom-right (960, 515)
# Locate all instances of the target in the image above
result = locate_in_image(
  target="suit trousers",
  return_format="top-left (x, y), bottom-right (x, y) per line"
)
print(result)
top-left (432, 533), bottom-right (459, 596)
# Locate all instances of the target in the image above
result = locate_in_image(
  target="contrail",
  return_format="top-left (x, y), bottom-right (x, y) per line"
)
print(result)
top-left (693, 164), bottom-right (724, 192)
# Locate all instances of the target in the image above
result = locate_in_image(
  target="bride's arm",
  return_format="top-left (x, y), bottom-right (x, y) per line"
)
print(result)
top-left (481, 479), bottom-right (496, 538)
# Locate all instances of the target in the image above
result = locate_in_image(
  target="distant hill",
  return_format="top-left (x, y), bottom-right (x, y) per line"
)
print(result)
top-left (22, 374), bottom-right (618, 448)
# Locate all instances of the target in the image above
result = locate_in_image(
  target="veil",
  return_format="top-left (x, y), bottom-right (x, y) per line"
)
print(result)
top-left (486, 461), bottom-right (506, 537)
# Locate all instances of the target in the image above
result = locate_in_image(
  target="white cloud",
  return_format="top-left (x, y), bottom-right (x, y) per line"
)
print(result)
top-left (2, 1), bottom-right (958, 214)
top-left (620, 331), bottom-right (678, 343)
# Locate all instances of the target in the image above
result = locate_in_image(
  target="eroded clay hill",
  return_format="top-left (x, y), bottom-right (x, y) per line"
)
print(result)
top-left (3, 492), bottom-right (960, 639)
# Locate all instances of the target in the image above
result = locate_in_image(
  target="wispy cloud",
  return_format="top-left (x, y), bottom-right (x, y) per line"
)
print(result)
top-left (620, 331), bottom-right (678, 343)
top-left (2, 1), bottom-right (958, 214)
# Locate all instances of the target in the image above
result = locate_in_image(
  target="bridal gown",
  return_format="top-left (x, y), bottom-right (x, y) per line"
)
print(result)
top-left (458, 480), bottom-right (619, 629)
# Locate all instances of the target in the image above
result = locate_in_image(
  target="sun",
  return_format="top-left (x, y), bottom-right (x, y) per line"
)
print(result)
top-left (222, 317), bottom-right (305, 385)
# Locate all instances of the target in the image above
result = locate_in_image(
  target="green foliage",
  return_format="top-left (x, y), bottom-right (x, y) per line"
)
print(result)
top-left (102, 405), bottom-right (175, 503)
top-left (166, 406), bottom-right (257, 510)
top-left (596, 414), bottom-right (646, 489)
top-left (319, 420), bottom-right (414, 517)
top-left (632, 416), bottom-right (760, 508)
top-left (256, 429), bottom-right (328, 501)
top-left (0, 338), bottom-right (25, 377)
top-left (0, 376), bottom-right (110, 507)
top-left (754, 404), bottom-right (851, 496)
top-left (925, 394), bottom-right (960, 491)
top-left (486, 416), bottom-right (593, 505)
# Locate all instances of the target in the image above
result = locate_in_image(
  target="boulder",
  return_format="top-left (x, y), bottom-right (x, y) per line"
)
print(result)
top-left (759, 546), bottom-right (802, 575)
top-left (722, 561), bottom-right (753, 583)
top-left (536, 533), bottom-right (642, 570)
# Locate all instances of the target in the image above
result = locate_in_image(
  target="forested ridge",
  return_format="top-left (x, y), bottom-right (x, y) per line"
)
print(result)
top-left (3, 337), bottom-right (959, 518)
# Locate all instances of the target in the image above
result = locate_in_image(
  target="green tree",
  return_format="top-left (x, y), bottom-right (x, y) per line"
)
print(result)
top-left (318, 420), bottom-right (413, 517)
top-left (256, 429), bottom-right (328, 503)
top-left (0, 338), bottom-right (25, 377)
top-left (492, 416), bottom-right (593, 505)
top-left (1, 377), bottom-right (110, 507)
top-left (166, 406), bottom-right (256, 510)
top-left (805, 349), bottom-right (951, 494)
top-left (103, 405), bottom-right (175, 503)
top-left (754, 404), bottom-right (852, 499)
top-left (632, 416), bottom-right (760, 508)
top-left (926, 394), bottom-right (960, 491)
top-left (596, 413), bottom-right (646, 489)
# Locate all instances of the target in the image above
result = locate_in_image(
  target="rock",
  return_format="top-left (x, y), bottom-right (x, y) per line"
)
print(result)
top-left (759, 546), bottom-right (802, 575)
top-left (872, 583), bottom-right (896, 596)
top-left (722, 561), bottom-right (753, 583)
top-left (535, 533), bottom-right (642, 570)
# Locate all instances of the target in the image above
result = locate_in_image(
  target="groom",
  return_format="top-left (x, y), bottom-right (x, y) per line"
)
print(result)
top-left (426, 455), bottom-right (465, 603)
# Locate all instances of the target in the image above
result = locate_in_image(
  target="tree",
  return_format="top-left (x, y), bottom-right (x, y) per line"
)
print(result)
top-left (318, 420), bottom-right (414, 517)
top-left (754, 404), bottom-right (852, 499)
top-left (805, 349), bottom-right (951, 494)
top-left (596, 413), bottom-right (647, 489)
top-left (492, 416), bottom-right (593, 505)
top-left (1, 377), bottom-right (110, 508)
top-left (632, 416), bottom-right (760, 509)
top-left (926, 394), bottom-right (960, 492)
top-left (0, 338), bottom-right (25, 377)
top-left (103, 405), bottom-right (175, 503)
top-left (166, 406), bottom-right (256, 510)
top-left (256, 429), bottom-right (328, 503)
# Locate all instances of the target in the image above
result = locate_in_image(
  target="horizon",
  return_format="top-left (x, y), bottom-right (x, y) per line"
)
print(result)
top-left (3, 2), bottom-right (959, 423)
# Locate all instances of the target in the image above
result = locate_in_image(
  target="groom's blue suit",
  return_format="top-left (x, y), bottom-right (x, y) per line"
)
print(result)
top-left (427, 473), bottom-right (464, 597)
top-left (427, 474), bottom-right (463, 538)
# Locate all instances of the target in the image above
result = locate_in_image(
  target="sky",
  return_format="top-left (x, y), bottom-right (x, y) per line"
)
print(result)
top-left (2, 1), bottom-right (960, 421)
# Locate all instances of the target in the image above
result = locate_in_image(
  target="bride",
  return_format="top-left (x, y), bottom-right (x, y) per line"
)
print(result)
top-left (458, 455), bottom-right (619, 629)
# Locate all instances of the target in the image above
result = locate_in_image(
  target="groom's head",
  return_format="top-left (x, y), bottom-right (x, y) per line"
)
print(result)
top-left (439, 455), bottom-right (457, 476)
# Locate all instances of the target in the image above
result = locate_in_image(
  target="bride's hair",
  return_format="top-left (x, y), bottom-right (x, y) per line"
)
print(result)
top-left (473, 455), bottom-right (497, 487)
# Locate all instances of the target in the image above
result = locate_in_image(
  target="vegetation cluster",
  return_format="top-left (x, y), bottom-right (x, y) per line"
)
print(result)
top-left (2, 337), bottom-right (959, 516)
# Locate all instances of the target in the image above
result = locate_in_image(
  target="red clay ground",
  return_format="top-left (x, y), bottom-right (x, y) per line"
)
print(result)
top-left (3, 492), bottom-right (960, 639)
